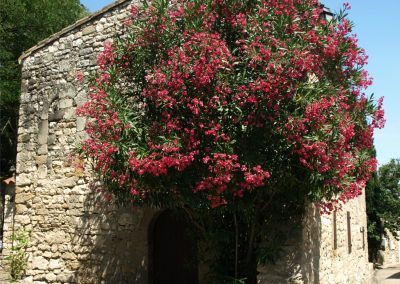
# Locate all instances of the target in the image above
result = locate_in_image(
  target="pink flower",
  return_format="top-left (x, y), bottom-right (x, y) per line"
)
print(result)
top-left (76, 71), bottom-right (84, 82)
top-left (131, 5), bottom-right (139, 16)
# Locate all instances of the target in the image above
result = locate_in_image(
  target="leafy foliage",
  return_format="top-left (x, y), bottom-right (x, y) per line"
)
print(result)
top-left (366, 159), bottom-right (400, 262)
top-left (378, 160), bottom-right (400, 230)
top-left (0, 0), bottom-right (88, 176)
top-left (77, 0), bottom-right (383, 282)
top-left (6, 229), bottom-right (29, 281)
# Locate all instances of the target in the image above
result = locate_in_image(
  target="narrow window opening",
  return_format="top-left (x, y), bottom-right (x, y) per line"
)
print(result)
top-left (333, 211), bottom-right (337, 250)
top-left (361, 226), bottom-right (365, 250)
top-left (347, 211), bottom-right (352, 254)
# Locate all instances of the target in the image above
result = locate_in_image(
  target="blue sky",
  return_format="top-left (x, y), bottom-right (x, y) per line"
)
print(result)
top-left (81, 0), bottom-right (114, 12)
top-left (81, 0), bottom-right (400, 166)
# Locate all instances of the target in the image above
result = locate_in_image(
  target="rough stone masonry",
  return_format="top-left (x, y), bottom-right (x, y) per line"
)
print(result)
top-left (1, 0), bottom-right (373, 283)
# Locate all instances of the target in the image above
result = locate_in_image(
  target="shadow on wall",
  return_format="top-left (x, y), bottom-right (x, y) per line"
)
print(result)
top-left (258, 203), bottom-right (321, 284)
top-left (68, 183), bottom-right (322, 284)
top-left (0, 182), bottom-right (16, 254)
top-left (71, 186), bottom-right (158, 284)
top-left (300, 204), bottom-right (321, 284)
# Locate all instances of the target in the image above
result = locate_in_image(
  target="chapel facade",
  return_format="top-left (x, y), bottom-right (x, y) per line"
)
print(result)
top-left (1, 1), bottom-right (373, 283)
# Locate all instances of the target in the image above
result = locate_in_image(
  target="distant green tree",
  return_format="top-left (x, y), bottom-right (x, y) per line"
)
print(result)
top-left (366, 159), bottom-right (400, 262)
top-left (366, 170), bottom-right (382, 262)
top-left (0, 0), bottom-right (88, 176)
top-left (377, 159), bottom-right (400, 231)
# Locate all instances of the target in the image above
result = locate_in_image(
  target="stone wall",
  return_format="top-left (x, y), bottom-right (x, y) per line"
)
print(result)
top-left (1, 1), bottom-right (162, 283)
top-left (379, 229), bottom-right (400, 265)
top-left (318, 195), bottom-right (373, 283)
top-left (258, 195), bottom-right (373, 284)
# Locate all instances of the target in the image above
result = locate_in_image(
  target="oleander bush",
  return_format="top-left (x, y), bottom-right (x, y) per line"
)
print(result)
top-left (77, 0), bottom-right (384, 282)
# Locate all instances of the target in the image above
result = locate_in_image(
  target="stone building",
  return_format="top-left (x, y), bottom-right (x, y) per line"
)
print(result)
top-left (0, 0), bottom-right (373, 283)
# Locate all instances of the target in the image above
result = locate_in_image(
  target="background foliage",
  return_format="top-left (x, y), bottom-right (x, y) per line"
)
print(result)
top-left (6, 229), bottom-right (29, 281)
top-left (366, 158), bottom-right (400, 262)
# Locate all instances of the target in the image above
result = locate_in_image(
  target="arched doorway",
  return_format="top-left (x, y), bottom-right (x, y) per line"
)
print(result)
top-left (150, 210), bottom-right (198, 284)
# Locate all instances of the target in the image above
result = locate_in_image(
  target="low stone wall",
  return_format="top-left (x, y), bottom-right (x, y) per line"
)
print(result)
top-left (379, 230), bottom-right (400, 266)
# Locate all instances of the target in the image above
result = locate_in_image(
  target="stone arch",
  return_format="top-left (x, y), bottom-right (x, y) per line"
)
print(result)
top-left (148, 209), bottom-right (199, 284)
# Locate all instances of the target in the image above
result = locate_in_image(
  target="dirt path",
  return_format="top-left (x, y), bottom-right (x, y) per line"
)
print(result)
top-left (372, 263), bottom-right (400, 283)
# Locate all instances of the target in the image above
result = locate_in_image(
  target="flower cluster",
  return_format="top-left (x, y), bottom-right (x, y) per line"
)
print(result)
top-left (77, 0), bottom-right (383, 211)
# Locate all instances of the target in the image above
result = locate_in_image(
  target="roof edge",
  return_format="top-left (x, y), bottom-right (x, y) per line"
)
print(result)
top-left (18, 0), bottom-right (130, 64)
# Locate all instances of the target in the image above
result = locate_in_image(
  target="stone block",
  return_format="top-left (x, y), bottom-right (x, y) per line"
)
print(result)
top-left (100, 221), bottom-right (110, 230)
top-left (118, 213), bottom-right (134, 226)
top-left (16, 204), bottom-right (28, 212)
top-left (19, 133), bottom-right (31, 143)
top-left (35, 209), bottom-right (49, 215)
top-left (32, 196), bottom-right (42, 204)
top-left (47, 134), bottom-right (56, 145)
top-left (66, 209), bottom-right (83, 216)
top-left (82, 25), bottom-right (96, 35)
top-left (37, 145), bottom-right (48, 155)
top-left (14, 215), bottom-right (30, 225)
top-left (32, 256), bottom-right (49, 270)
top-left (58, 177), bottom-right (77, 188)
top-left (76, 117), bottom-right (86, 132)
top-left (56, 272), bottom-right (75, 282)
top-left (35, 155), bottom-right (48, 165)
top-left (38, 244), bottom-right (50, 251)
top-left (59, 98), bottom-right (73, 109)
top-left (63, 107), bottom-right (75, 120)
top-left (45, 231), bottom-right (68, 245)
top-left (62, 252), bottom-right (76, 260)
top-left (59, 60), bottom-right (71, 72)
top-left (48, 259), bottom-right (61, 270)
top-left (18, 151), bottom-right (32, 162)
top-left (44, 53), bottom-right (54, 62)
top-left (22, 275), bottom-right (34, 283)
top-left (38, 120), bottom-right (48, 145)
top-left (15, 192), bottom-right (34, 204)
top-left (45, 272), bottom-right (57, 282)
top-left (37, 165), bottom-right (48, 179)
top-left (17, 174), bottom-right (32, 186)
top-left (80, 47), bottom-right (94, 56)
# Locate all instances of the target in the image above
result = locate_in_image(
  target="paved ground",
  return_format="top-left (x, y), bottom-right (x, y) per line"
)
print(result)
top-left (371, 263), bottom-right (400, 284)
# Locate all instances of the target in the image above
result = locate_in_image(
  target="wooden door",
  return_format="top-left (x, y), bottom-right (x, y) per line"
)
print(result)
top-left (151, 210), bottom-right (198, 284)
